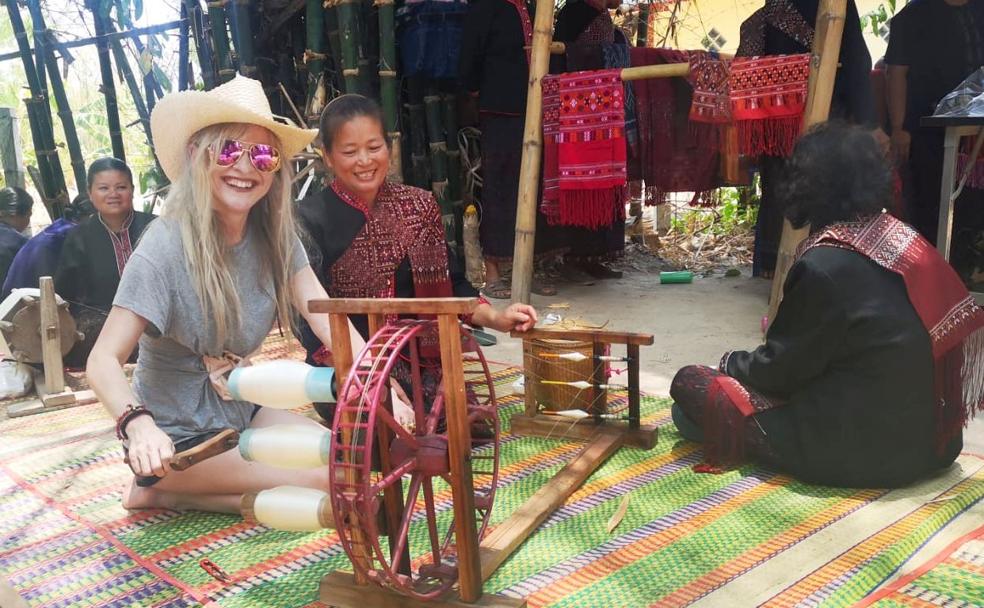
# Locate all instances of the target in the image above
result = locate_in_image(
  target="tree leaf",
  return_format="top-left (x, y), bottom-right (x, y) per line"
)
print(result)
top-left (152, 64), bottom-right (172, 92)
top-left (133, 0), bottom-right (143, 20)
top-left (139, 48), bottom-right (153, 76)
top-left (606, 494), bottom-right (630, 534)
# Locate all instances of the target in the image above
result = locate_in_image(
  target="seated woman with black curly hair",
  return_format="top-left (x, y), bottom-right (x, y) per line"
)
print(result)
top-left (670, 122), bottom-right (983, 488)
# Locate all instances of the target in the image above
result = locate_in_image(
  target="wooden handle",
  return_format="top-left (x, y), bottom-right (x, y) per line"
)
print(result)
top-left (170, 429), bottom-right (240, 470)
top-left (123, 429), bottom-right (240, 471)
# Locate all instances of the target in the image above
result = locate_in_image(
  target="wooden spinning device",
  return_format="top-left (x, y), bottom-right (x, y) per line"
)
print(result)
top-left (237, 298), bottom-right (658, 607)
top-left (510, 328), bottom-right (657, 449)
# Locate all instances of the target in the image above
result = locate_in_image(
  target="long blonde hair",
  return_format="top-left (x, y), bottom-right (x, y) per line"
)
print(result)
top-left (161, 123), bottom-right (296, 348)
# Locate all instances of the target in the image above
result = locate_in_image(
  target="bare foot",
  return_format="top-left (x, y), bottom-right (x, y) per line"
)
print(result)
top-left (121, 477), bottom-right (173, 510)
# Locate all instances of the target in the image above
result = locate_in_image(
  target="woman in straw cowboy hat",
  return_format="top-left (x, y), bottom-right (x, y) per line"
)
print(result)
top-left (87, 76), bottom-right (364, 512)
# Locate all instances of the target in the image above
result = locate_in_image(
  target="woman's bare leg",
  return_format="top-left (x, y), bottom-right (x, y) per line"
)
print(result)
top-left (122, 407), bottom-right (330, 513)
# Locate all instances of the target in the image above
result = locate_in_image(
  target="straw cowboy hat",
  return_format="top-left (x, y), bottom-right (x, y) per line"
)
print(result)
top-left (150, 75), bottom-right (317, 181)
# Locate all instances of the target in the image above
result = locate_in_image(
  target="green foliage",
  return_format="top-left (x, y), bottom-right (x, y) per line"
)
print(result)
top-left (669, 180), bottom-right (760, 237)
top-left (860, 0), bottom-right (898, 37)
top-left (0, 0), bottom-right (165, 205)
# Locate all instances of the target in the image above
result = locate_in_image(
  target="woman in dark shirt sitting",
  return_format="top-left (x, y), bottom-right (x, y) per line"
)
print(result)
top-left (671, 122), bottom-right (982, 488)
top-left (54, 158), bottom-right (155, 367)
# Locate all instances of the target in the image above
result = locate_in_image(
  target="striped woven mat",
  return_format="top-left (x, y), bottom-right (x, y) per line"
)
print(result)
top-left (0, 349), bottom-right (982, 606)
top-left (856, 524), bottom-right (984, 607)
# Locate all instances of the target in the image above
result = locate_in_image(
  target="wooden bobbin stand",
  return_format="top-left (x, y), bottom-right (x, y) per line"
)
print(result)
top-left (509, 328), bottom-right (657, 449)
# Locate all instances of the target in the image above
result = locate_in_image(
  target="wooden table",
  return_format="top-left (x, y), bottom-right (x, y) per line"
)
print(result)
top-left (921, 115), bottom-right (984, 304)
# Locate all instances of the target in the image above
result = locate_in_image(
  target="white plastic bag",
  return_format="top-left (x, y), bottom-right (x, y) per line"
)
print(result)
top-left (0, 360), bottom-right (33, 400)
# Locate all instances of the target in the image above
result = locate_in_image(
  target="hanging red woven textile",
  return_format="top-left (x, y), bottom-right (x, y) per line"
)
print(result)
top-left (541, 68), bottom-right (627, 228)
top-left (729, 53), bottom-right (811, 157)
top-left (631, 47), bottom-right (719, 206)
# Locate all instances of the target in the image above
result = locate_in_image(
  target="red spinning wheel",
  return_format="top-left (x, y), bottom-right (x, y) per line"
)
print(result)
top-left (328, 319), bottom-right (500, 601)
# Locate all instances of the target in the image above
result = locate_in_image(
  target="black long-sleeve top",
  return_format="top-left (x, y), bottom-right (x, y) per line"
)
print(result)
top-left (295, 185), bottom-right (477, 344)
top-left (765, 0), bottom-right (876, 126)
top-left (53, 212), bottom-right (156, 313)
top-left (458, 0), bottom-right (534, 114)
top-left (724, 246), bottom-right (960, 487)
top-left (0, 223), bottom-right (28, 289)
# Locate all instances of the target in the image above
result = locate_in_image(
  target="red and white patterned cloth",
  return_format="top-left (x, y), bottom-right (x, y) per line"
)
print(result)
top-left (541, 68), bottom-right (627, 229)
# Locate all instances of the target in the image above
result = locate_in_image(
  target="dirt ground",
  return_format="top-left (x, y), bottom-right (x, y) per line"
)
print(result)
top-left (483, 258), bottom-right (984, 454)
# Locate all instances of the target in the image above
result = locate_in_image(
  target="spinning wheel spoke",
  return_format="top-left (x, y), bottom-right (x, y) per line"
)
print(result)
top-left (422, 478), bottom-right (442, 563)
top-left (389, 473), bottom-right (424, 576)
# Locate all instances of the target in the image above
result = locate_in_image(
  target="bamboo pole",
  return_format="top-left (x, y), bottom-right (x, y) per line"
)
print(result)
top-left (766, 0), bottom-right (847, 325)
top-left (107, 26), bottom-right (155, 153)
top-left (208, 0), bottom-right (235, 82)
top-left (510, 0), bottom-right (555, 304)
top-left (336, 0), bottom-right (361, 93)
top-left (305, 0), bottom-right (326, 102)
top-left (355, 0), bottom-right (374, 96)
top-left (324, 6), bottom-right (344, 94)
top-left (5, 0), bottom-right (56, 202)
top-left (443, 94), bottom-right (462, 245)
top-left (183, 0), bottom-right (216, 89)
top-left (24, 1), bottom-right (67, 215)
top-left (230, 0), bottom-right (257, 78)
top-left (88, 0), bottom-right (126, 161)
top-left (423, 89), bottom-right (453, 245)
top-left (406, 80), bottom-right (429, 188)
top-left (0, 108), bottom-right (26, 188)
top-left (376, 0), bottom-right (402, 183)
top-left (637, 2), bottom-right (650, 47)
top-left (25, 0), bottom-right (51, 123)
top-left (40, 34), bottom-right (86, 192)
top-left (178, 2), bottom-right (192, 89)
top-left (0, 20), bottom-right (184, 65)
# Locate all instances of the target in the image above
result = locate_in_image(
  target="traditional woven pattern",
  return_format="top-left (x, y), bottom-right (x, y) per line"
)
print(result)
top-left (859, 525), bottom-right (984, 607)
top-left (729, 53), bottom-right (810, 157)
top-left (541, 69), bottom-right (627, 229)
top-left (1, 345), bottom-right (983, 606)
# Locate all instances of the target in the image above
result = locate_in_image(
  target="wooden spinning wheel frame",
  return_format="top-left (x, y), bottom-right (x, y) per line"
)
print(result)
top-left (313, 298), bottom-right (654, 607)
top-left (328, 318), bottom-right (500, 600)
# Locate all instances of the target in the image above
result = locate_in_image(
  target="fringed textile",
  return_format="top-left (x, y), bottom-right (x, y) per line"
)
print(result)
top-left (687, 51), bottom-right (733, 152)
top-left (729, 53), bottom-right (811, 157)
top-left (631, 47), bottom-right (719, 206)
top-left (800, 213), bottom-right (984, 452)
top-left (541, 69), bottom-right (628, 228)
top-left (956, 135), bottom-right (984, 190)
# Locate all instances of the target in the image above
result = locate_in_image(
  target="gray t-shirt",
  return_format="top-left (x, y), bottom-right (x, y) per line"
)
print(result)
top-left (114, 218), bottom-right (308, 442)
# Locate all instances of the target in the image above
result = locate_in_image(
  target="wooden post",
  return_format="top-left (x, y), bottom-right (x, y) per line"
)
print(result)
top-left (766, 0), bottom-right (846, 325)
top-left (627, 343), bottom-right (640, 429)
top-left (39, 277), bottom-right (64, 394)
top-left (510, 0), bottom-right (555, 304)
top-left (0, 108), bottom-right (25, 188)
top-left (437, 313), bottom-right (482, 602)
top-left (479, 431), bottom-right (623, 580)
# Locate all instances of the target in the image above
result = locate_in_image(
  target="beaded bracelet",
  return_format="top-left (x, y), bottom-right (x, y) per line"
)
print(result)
top-left (115, 404), bottom-right (155, 441)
